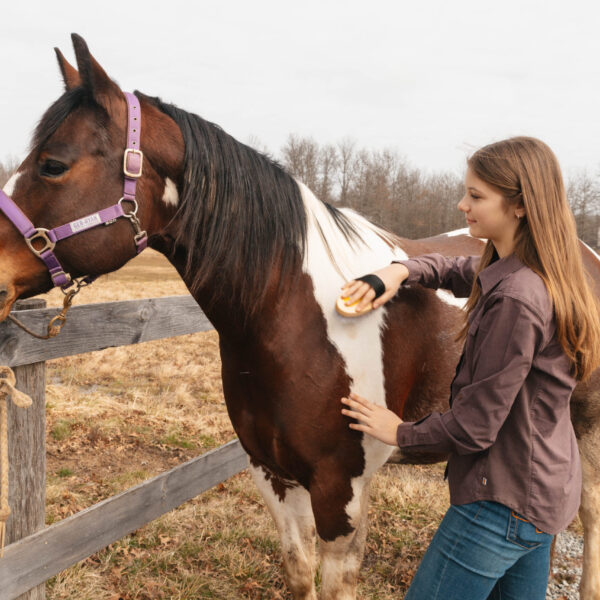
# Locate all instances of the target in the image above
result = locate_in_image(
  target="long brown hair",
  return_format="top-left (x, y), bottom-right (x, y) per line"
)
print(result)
top-left (461, 136), bottom-right (600, 381)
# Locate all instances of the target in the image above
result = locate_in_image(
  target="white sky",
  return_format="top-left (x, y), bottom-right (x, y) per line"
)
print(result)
top-left (1, 0), bottom-right (600, 178)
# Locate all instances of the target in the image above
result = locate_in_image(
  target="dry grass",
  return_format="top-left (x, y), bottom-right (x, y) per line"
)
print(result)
top-left (35, 250), bottom-right (579, 599)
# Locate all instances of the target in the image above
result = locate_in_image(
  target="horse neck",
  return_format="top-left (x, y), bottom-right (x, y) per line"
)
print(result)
top-left (152, 232), bottom-right (299, 346)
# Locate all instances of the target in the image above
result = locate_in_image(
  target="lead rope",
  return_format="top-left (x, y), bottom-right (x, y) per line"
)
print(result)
top-left (0, 367), bottom-right (32, 557)
top-left (6, 278), bottom-right (90, 340)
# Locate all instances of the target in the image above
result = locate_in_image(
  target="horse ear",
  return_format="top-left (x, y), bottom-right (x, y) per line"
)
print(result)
top-left (70, 33), bottom-right (122, 107)
top-left (54, 47), bottom-right (81, 90)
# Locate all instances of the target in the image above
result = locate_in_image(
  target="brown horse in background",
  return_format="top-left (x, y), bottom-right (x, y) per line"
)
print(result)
top-left (0, 35), bottom-right (598, 599)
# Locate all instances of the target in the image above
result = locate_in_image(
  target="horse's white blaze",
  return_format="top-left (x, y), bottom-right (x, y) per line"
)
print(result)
top-left (161, 177), bottom-right (179, 207)
top-left (3, 172), bottom-right (21, 196)
top-left (298, 181), bottom-right (402, 510)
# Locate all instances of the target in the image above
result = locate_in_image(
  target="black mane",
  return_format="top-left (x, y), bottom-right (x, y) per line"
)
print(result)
top-left (138, 92), bottom-right (365, 314)
top-left (138, 92), bottom-right (310, 313)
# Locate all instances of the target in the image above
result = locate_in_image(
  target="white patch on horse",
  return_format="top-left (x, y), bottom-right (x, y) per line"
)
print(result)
top-left (578, 431), bottom-right (600, 599)
top-left (298, 180), bottom-right (400, 497)
top-left (2, 172), bottom-right (21, 196)
top-left (443, 227), bottom-right (471, 237)
top-left (161, 177), bottom-right (179, 207)
top-left (437, 289), bottom-right (467, 309)
top-left (249, 463), bottom-right (317, 598)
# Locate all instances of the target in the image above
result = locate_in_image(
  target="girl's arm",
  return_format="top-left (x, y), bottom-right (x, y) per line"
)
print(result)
top-left (393, 253), bottom-right (479, 297)
top-left (342, 253), bottom-right (480, 313)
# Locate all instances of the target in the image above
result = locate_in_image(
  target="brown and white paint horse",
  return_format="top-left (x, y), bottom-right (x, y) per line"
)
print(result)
top-left (1, 35), bottom-right (599, 599)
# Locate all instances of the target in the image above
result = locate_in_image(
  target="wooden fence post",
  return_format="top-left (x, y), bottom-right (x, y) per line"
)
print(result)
top-left (7, 299), bottom-right (46, 600)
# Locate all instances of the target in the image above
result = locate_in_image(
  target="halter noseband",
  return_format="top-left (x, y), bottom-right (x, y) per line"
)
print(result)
top-left (0, 92), bottom-right (148, 290)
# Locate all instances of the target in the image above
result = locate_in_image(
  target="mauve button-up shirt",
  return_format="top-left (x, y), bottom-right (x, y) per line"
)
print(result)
top-left (394, 252), bottom-right (581, 534)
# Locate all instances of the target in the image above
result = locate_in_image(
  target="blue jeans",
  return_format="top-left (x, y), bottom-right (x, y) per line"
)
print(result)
top-left (404, 501), bottom-right (554, 600)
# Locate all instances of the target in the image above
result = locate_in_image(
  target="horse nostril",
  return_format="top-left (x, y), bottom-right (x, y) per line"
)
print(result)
top-left (0, 287), bottom-right (8, 305)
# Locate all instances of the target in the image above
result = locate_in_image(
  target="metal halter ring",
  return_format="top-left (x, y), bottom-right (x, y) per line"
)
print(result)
top-left (25, 228), bottom-right (56, 257)
top-left (118, 197), bottom-right (139, 217)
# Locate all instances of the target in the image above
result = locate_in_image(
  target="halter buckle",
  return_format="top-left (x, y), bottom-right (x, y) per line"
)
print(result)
top-left (123, 149), bottom-right (143, 178)
top-left (52, 270), bottom-right (73, 289)
top-left (25, 228), bottom-right (56, 257)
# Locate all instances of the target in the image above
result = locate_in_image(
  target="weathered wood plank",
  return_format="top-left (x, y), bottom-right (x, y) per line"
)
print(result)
top-left (0, 439), bottom-right (247, 600)
top-left (0, 296), bottom-right (213, 368)
top-left (6, 300), bottom-right (46, 600)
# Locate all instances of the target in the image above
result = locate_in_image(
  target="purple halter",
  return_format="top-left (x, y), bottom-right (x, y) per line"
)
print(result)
top-left (0, 92), bottom-right (148, 290)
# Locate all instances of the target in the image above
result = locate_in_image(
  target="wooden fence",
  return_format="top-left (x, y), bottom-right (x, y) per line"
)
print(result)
top-left (0, 296), bottom-right (248, 600)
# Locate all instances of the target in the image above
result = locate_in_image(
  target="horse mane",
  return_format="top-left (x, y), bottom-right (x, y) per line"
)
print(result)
top-left (136, 92), bottom-right (369, 313)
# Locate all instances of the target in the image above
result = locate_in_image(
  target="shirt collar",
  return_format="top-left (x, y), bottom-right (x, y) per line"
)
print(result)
top-left (477, 250), bottom-right (524, 295)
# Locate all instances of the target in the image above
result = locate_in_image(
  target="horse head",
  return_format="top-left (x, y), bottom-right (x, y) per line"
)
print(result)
top-left (0, 34), bottom-right (183, 321)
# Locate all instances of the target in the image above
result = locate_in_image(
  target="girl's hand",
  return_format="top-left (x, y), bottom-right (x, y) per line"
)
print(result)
top-left (341, 263), bottom-right (409, 312)
top-left (341, 392), bottom-right (403, 446)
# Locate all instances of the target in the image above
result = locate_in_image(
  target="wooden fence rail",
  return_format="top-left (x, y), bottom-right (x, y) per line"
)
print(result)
top-left (0, 296), bottom-right (248, 600)
top-left (0, 440), bottom-right (246, 600)
top-left (0, 295), bottom-right (214, 368)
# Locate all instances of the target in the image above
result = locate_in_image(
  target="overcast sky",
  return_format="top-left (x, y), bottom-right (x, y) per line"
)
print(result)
top-left (2, 0), bottom-right (600, 179)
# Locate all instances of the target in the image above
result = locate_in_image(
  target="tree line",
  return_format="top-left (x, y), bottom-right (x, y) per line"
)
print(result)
top-left (1, 140), bottom-right (599, 249)
top-left (280, 135), bottom-right (600, 249)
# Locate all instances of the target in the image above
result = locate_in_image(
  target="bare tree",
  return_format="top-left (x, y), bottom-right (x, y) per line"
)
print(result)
top-left (567, 170), bottom-right (600, 248)
top-left (317, 144), bottom-right (339, 204)
top-left (0, 156), bottom-right (20, 189)
top-left (337, 137), bottom-right (356, 205)
top-left (281, 134), bottom-right (320, 191)
top-left (245, 134), bottom-right (271, 156)
top-left (277, 136), bottom-right (600, 248)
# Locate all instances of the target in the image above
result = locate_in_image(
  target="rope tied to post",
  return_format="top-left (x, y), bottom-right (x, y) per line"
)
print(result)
top-left (7, 284), bottom-right (82, 340)
top-left (0, 366), bottom-right (32, 557)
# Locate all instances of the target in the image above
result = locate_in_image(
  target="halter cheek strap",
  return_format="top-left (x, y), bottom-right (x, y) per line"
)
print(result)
top-left (0, 92), bottom-right (147, 290)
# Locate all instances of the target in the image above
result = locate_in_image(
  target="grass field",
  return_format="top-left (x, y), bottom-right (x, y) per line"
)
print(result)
top-left (36, 250), bottom-right (579, 599)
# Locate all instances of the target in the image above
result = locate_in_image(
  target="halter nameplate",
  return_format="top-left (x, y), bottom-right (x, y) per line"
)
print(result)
top-left (69, 213), bottom-right (102, 233)
top-left (0, 92), bottom-right (147, 289)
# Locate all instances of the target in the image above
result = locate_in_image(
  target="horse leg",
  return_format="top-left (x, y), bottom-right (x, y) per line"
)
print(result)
top-left (579, 428), bottom-right (600, 600)
top-left (318, 485), bottom-right (370, 600)
top-left (249, 462), bottom-right (318, 600)
top-left (311, 473), bottom-right (371, 600)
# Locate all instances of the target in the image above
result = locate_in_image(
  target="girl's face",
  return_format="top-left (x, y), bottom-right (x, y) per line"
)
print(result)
top-left (458, 167), bottom-right (524, 256)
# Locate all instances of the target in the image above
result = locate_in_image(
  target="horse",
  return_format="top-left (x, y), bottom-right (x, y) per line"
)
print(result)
top-left (0, 34), bottom-right (598, 600)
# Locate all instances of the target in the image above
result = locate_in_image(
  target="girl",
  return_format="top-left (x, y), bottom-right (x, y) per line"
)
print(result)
top-left (340, 136), bottom-right (600, 600)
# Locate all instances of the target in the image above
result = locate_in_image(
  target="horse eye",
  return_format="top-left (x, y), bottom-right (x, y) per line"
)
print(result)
top-left (40, 159), bottom-right (68, 178)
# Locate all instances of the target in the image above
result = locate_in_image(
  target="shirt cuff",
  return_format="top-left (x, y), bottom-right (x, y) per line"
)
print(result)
top-left (396, 409), bottom-right (489, 456)
top-left (392, 259), bottom-right (426, 286)
top-left (396, 411), bottom-right (466, 454)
